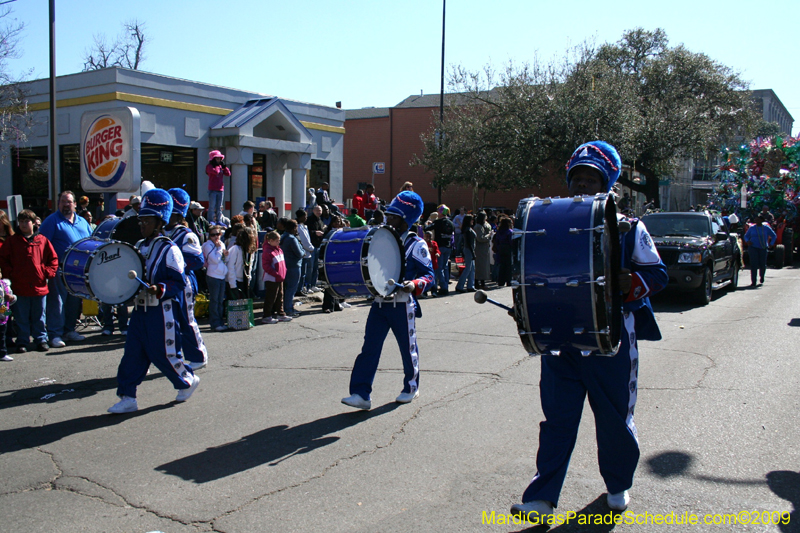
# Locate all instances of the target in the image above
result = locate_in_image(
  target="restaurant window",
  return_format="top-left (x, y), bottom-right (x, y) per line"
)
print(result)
top-left (141, 144), bottom-right (197, 197)
top-left (310, 159), bottom-right (329, 191)
top-left (11, 146), bottom-right (50, 218)
top-left (249, 153), bottom-right (266, 204)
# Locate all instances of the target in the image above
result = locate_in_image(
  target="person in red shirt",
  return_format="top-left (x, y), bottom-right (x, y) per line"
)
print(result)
top-left (361, 184), bottom-right (378, 220)
top-left (0, 209), bottom-right (58, 352)
top-left (352, 189), bottom-right (364, 217)
top-left (423, 231), bottom-right (440, 297)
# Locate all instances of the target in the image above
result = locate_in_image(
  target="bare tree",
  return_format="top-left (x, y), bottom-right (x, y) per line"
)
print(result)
top-left (0, 6), bottom-right (32, 147)
top-left (82, 19), bottom-right (148, 71)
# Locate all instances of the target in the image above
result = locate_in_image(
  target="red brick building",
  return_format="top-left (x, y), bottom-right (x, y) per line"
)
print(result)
top-left (344, 94), bottom-right (568, 215)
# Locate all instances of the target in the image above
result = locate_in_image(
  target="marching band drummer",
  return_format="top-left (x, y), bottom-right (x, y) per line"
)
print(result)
top-left (341, 191), bottom-right (435, 410)
top-left (166, 188), bottom-right (208, 371)
top-left (108, 188), bottom-right (199, 414)
top-left (511, 141), bottom-right (667, 521)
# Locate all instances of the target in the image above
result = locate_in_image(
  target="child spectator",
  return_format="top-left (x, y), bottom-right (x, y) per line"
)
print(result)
top-left (261, 231), bottom-right (289, 324)
top-left (0, 272), bottom-right (17, 360)
top-left (346, 208), bottom-right (366, 228)
top-left (201, 225), bottom-right (228, 332)
top-left (423, 231), bottom-right (440, 297)
top-left (226, 225), bottom-right (257, 300)
top-left (0, 209), bottom-right (58, 353)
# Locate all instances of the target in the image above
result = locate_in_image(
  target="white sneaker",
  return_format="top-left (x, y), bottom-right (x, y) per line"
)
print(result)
top-left (49, 337), bottom-right (66, 348)
top-left (176, 374), bottom-right (200, 402)
top-left (341, 394), bottom-right (371, 410)
top-left (108, 396), bottom-right (138, 414)
top-left (261, 317), bottom-right (278, 324)
top-left (186, 361), bottom-right (207, 371)
top-left (101, 329), bottom-right (112, 336)
top-left (341, 302), bottom-right (352, 308)
top-left (277, 315), bottom-right (292, 322)
top-left (395, 390), bottom-right (419, 404)
top-left (1, 355), bottom-right (13, 361)
top-left (64, 331), bottom-right (85, 342)
top-left (215, 325), bottom-right (228, 332)
top-left (607, 490), bottom-right (630, 511)
top-left (510, 500), bottom-right (554, 523)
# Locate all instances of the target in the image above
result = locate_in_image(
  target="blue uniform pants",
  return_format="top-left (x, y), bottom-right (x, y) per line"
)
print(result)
top-left (522, 313), bottom-right (640, 507)
top-left (349, 299), bottom-right (419, 400)
top-left (116, 303), bottom-right (193, 398)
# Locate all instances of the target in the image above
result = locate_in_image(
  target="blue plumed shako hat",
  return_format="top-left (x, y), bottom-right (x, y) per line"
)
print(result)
top-left (167, 188), bottom-right (191, 217)
top-left (386, 191), bottom-right (424, 227)
top-left (139, 188), bottom-right (173, 224)
top-left (565, 140), bottom-right (622, 193)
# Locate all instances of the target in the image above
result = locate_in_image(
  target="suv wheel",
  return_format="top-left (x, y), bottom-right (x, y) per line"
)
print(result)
top-left (695, 267), bottom-right (712, 305)
top-left (773, 244), bottom-right (785, 269)
top-left (727, 262), bottom-right (739, 291)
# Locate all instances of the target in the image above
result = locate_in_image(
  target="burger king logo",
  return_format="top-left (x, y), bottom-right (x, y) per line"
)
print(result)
top-left (83, 115), bottom-right (127, 187)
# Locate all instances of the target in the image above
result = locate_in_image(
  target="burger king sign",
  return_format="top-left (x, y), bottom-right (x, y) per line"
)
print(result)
top-left (80, 107), bottom-right (141, 192)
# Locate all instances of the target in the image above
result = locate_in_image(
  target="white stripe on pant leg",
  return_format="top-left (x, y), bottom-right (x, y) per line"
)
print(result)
top-left (624, 312), bottom-right (639, 442)
top-left (184, 284), bottom-right (208, 361)
top-left (162, 299), bottom-right (192, 387)
top-left (406, 299), bottom-right (419, 392)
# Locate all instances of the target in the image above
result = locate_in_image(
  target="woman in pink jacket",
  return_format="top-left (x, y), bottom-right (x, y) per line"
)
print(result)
top-left (206, 150), bottom-right (231, 225)
top-left (261, 231), bottom-right (289, 324)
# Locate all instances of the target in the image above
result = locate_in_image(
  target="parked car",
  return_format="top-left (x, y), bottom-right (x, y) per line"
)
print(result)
top-left (640, 211), bottom-right (740, 305)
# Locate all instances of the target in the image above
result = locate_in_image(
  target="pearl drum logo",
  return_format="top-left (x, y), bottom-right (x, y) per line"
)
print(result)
top-left (80, 107), bottom-right (141, 193)
top-left (84, 116), bottom-right (126, 187)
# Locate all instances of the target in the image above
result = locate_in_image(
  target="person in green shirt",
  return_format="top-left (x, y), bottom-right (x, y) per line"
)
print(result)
top-left (346, 208), bottom-right (366, 228)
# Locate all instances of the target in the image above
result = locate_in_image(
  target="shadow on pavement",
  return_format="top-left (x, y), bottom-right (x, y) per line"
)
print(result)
top-left (766, 471), bottom-right (800, 533)
top-left (0, 402), bottom-right (175, 453)
top-left (511, 496), bottom-right (617, 533)
top-left (156, 402), bottom-right (401, 483)
top-left (0, 372), bottom-right (162, 410)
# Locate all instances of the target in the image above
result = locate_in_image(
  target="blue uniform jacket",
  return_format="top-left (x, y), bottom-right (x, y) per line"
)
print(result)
top-left (402, 232), bottom-right (435, 317)
top-left (168, 225), bottom-right (204, 294)
top-left (619, 218), bottom-right (668, 341)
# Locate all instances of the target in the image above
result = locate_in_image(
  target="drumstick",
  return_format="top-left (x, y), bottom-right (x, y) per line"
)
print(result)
top-left (474, 290), bottom-right (513, 312)
top-left (127, 270), bottom-right (150, 290)
top-left (386, 278), bottom-right (405, 291)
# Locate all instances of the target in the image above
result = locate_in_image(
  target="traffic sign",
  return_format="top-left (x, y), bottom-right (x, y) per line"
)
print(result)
top-left (372, 162), bottom-right (385, 174)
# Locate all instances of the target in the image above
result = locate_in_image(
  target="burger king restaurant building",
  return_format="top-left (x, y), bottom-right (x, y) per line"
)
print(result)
top-left (2, 67), bottom-right (345, 218)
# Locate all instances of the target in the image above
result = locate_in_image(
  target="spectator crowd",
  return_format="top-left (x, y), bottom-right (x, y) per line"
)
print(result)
top-left (0, 175), bottom-right (519, 363)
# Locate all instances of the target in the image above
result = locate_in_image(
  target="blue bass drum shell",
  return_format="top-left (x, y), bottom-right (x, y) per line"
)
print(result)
top-left (318, 226), bottom-right (405, 299)
top-left (61, 237), bottom-right (146, 305)
top-left (512, 194), bottom-right (621, 356)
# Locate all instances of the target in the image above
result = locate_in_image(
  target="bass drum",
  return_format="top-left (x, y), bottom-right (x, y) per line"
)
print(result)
top-left (512, 194), bottom-right (621, 356)
top-left (319, 226), bottom-right (405, 299)
top-left (62, 237), bottom-right (145, 305)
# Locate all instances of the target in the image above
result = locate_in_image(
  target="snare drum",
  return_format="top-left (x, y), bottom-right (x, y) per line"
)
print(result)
top-left (319, 226), bottom-right (405, 299)
top-left (512, 194), bottom-right (621, 356)
top-left (61, 238), bottom-right (145, 305)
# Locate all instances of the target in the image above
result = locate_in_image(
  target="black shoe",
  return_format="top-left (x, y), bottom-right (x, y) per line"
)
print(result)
top-left (467, 288), bottom-right (476, 292)
top-left (439, 290), bottom-right (449, 296)
top-left (37, 342), bottom-right (49, 352)
top-left (16, 345), bottom-right (27, 354)
top-left (455, 288), bottom-right (467, 293)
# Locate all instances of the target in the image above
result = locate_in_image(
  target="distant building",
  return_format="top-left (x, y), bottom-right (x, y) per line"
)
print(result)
top-left (344, 94), bottom-right (567, 214)
top-left (3, 67), bottom-right (344, 218)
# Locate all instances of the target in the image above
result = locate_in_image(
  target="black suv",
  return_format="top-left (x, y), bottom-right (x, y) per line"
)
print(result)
top-left (640, 212), bottom-right (741, 305)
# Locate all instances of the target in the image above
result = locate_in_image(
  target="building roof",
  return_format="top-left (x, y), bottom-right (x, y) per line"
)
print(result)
top-left (394, 92), bottom-right (486, 108)
top-left (345, 107), bottom-right (390, 120)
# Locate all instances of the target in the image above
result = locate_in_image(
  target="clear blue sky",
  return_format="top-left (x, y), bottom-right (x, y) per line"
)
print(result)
top-left (6, 0), bottom-right (799, 134)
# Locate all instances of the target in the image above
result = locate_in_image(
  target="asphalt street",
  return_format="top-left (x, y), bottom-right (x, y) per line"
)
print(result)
top-left (1, 266), bottom-right (799, 533)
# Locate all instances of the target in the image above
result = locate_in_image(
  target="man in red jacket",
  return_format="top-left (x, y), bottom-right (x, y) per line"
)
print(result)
top-left (0, 209), bottom-right (59, 352)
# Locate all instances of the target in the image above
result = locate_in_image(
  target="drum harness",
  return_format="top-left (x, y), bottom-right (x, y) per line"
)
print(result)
top-left (133, 236), bottom-right (172, 311)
